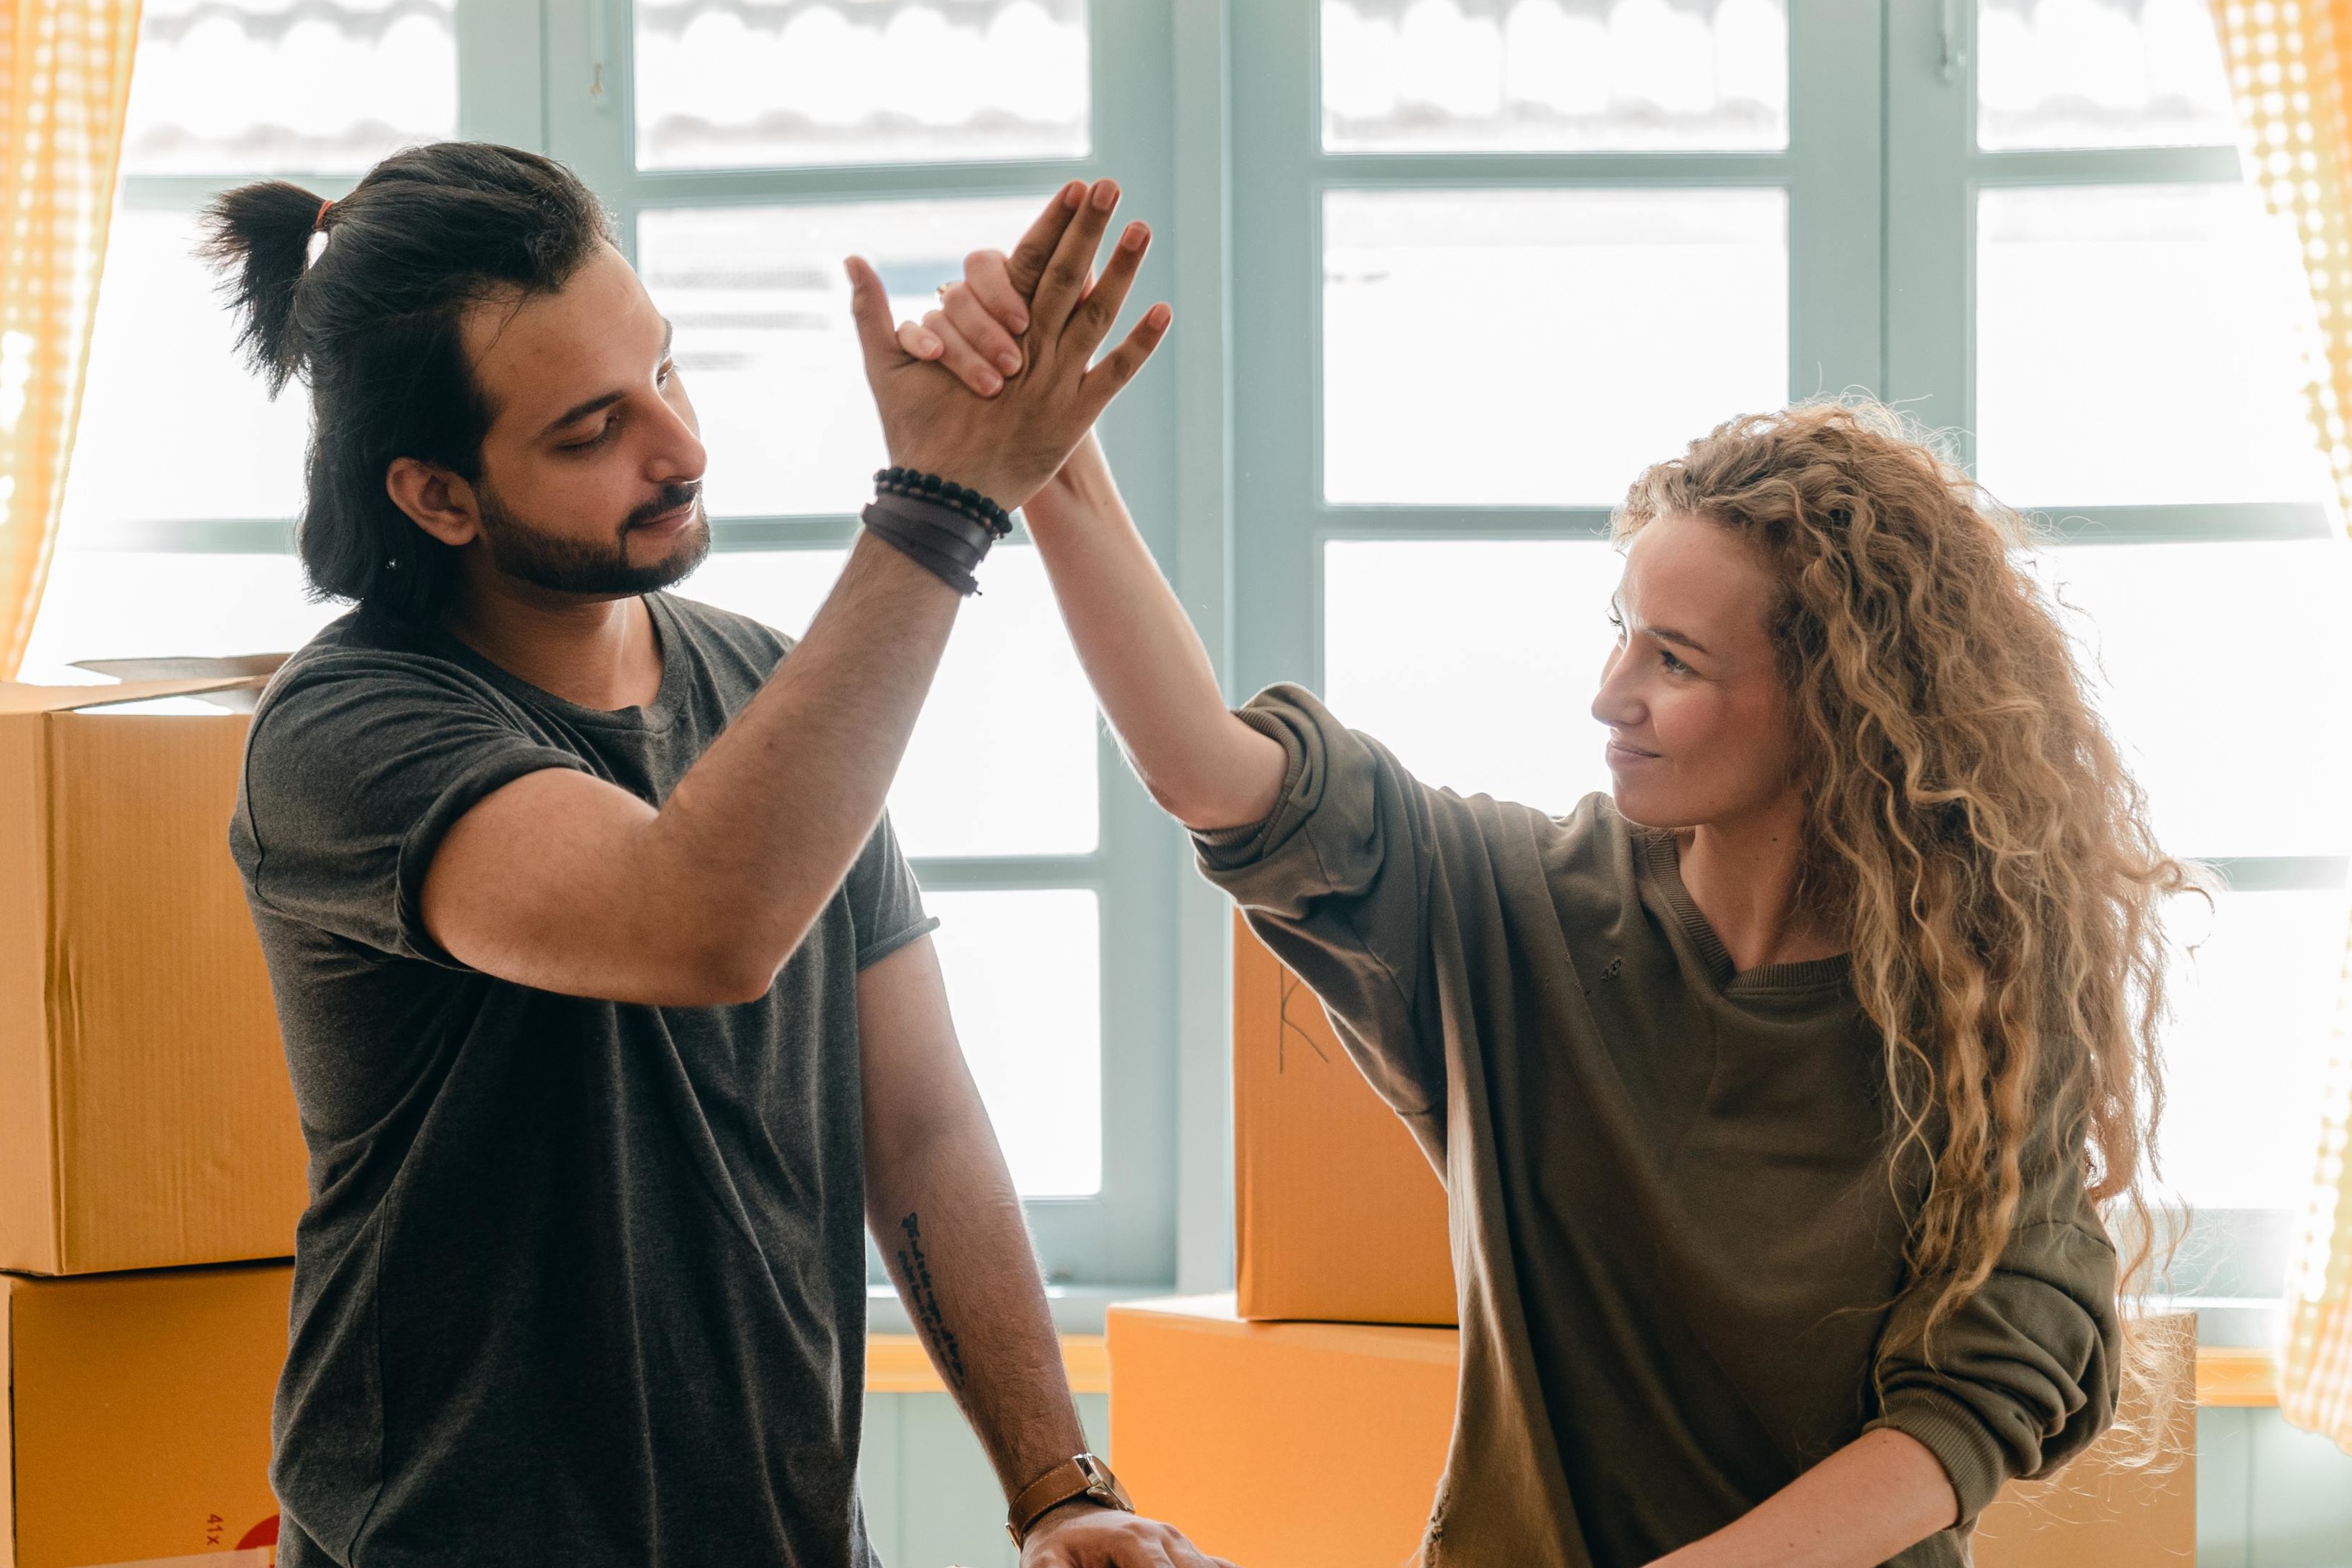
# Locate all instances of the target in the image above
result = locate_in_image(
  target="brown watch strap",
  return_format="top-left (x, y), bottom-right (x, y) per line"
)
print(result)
top-left (1006, 1452), bottom-right (1134, 1545)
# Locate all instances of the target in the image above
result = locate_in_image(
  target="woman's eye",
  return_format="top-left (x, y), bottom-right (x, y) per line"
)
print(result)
top-left (1661, 648), bottom-right (1692, 674)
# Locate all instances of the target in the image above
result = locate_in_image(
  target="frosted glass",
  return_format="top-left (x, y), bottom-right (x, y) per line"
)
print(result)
top-left (1322, 538), bottom-right (1625, 813)
top-left (126, 0), bottom-right (456, 174)
top-left (2029, 540), bottom-right (2352, 859)
top-left (2157, 887), bottom-right (2347, 1211)
top-left (18, 552), bottom-right (340, 684)
top-left (925, 890), bottom-right (1101, 1196)
top-left (1976, 185), bottom-right (2331, 507)
top-left (1322, 0), bottom-right (1788, 152)
top-left (64, 210), bottom-right (311, 531)
top-left (678, 544), bottom-right (1098, 857)
top-left (1977, 0), bottom-right (2235, 150)
top-left (633, 0), bottom-right (1088, 170)
top-left (638, 197), bottom-right (1048, 518)
top-left (1322, 189), bottom-right (1786, 505)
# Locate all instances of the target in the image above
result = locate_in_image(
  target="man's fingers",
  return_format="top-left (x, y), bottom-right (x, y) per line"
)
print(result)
top-left (843, 256), bottom-right (903, 379)
top-left (1078, 300), bottom-right (1172, 419)
top-left (920, 308), bottom-right (1005, 396)
top-left (1032, 177), bottom-right (1121, 337)
top-left (965, 248), bottom-right (1030, 336)
top-left (1007, 180), bottom-right (1085, 299)
top-left (943, 282), bottom-right (1024, 378)
top-left (1063, 220), bottom-right (1150, 358)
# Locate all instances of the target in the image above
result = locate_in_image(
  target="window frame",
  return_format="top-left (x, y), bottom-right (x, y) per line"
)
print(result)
top-left (1228, 0), bottom-right (2337, 1320)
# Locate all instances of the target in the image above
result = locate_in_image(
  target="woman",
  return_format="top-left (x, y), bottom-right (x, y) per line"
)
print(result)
top-left (900, 200), bottom-right (2183, 1568)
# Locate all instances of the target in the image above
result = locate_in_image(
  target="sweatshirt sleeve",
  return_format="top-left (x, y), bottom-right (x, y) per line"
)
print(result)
top-left (1193, 683), bottom-right (1475, 1124)
top-left (1865, 1214), bottom-right (2122, 1526)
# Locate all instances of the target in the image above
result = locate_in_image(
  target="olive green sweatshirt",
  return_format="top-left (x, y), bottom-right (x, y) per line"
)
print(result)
top-left (1195, 686), bottom-right (2120, 1568)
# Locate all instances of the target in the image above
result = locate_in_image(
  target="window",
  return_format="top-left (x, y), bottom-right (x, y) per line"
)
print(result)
top-left (1232, 0), bottom-right (2345, 1312)
top-left (32, 0), bottom-right (1188, 1297)
top-left (36, 0), bottom-right (2343, 1311)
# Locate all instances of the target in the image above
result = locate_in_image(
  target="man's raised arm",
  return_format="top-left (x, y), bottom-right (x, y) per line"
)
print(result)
top-left (421, 179), bottom-right (1169, 1006)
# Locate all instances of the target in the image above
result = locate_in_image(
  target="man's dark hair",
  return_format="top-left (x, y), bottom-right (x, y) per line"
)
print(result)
top-left (201, 143), bottom-right (615, 621)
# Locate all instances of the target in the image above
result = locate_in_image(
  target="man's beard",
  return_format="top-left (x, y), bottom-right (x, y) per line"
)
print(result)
top-left (475, 480), bottom-right (711, 595)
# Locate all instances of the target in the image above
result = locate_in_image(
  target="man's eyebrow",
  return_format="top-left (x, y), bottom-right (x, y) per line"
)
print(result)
top-left (536, 319), bottom-right (676, 440)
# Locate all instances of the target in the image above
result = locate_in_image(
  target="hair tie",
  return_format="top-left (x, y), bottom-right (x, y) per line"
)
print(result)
top-left (313, 197), bottom-right (333, 233)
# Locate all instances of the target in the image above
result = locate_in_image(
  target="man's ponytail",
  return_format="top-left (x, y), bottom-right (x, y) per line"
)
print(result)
top-left (199, 179), bottom-right (327, 396)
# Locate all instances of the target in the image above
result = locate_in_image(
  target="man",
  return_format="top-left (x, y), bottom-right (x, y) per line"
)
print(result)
top-left (210, 142), bottom-right (1220, 1567)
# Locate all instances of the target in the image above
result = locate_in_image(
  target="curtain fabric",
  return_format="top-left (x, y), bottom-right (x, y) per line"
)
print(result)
top-left (2209, 0), bottom-right (2352, 1456)
top-left (0, 0), bottom-right (140, 678)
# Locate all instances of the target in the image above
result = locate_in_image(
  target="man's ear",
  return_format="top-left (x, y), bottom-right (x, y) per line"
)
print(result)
top-left (387, 457), bottom-right (481, 548)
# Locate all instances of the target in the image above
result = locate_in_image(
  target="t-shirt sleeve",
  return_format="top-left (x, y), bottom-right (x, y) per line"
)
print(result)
top-left (235, 658), bottom-right (590, 963)
top-left (1865, 1213), bottom-right (2122, 1526)
top-left (843, 809), bottom-right (938, 970)
top-left (1191, 682), bottom-right (1473, 1120)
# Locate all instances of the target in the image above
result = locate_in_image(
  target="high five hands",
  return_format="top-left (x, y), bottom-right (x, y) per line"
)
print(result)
top-left (846, 178), bottom-right (1169, 511)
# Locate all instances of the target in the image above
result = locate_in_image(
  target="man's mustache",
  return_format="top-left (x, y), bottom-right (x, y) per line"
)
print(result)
top-left (622, 482), bottom-right (703, 532)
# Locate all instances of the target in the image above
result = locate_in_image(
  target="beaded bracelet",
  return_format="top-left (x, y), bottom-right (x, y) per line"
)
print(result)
top-left (874, 466), bottom-right (1014, 541)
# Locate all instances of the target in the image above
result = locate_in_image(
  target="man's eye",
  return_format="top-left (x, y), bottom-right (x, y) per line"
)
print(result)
top-left (563, 421), bottom-right (616, 452)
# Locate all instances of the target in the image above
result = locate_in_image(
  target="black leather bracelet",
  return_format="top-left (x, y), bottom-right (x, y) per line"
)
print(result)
top-left (861, 486), bottom-right (1002, 595)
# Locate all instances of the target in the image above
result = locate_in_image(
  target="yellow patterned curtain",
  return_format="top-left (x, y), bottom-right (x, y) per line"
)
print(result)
top-left (2209, 0), bottom-right (2352, 1456)
top-left (0, 0), bottom-right (141, 678)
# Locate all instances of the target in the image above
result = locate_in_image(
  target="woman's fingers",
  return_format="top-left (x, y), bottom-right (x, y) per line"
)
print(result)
top-left (1063, 220), bottom-right (1151, 358)
top-left (963, 249), bottom-right (1030, 337)
top-left (894, 319), bottom-right (943, 361)
top-left (1030, 177), bottom-right (1121, 338)
top-left (1077, 299), bottom-right (1172, 420)
top-left (918, 308), bottom-right (1004, 396)
top-left (942, 281), bottom-right (1024, 377)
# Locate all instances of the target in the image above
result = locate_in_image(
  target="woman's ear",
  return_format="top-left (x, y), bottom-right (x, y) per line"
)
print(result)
top-left (386, 457), bottom-right (480, 549)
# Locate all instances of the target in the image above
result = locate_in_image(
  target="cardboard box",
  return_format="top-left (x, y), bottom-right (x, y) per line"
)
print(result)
top-left (1233, 915), bottom-right (1455, 1324)
top-left (1108, 1295), bottom-right (2194, 1568)
top-left (0, 676), bottom-right (307, 1274)
top-left (1, 1261), bottom-right (289, 1568)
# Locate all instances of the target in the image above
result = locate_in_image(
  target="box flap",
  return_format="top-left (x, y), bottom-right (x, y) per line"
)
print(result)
top-left (69, 654), bottom-right (289, 683)
top-left (0, 677), bottom-right (268, 717)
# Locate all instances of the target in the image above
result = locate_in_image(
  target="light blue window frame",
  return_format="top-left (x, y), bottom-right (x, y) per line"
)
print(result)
top-left (1227, 0), bottom-right (2328, 1318)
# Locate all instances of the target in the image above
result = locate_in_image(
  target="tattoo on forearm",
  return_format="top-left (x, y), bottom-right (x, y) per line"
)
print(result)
top-left (897, 1211), bottom-right (966, 1391)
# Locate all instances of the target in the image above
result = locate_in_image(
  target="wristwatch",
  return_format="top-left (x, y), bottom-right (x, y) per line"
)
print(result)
top-left (1007, 1452), bottom-right (1134, 1545)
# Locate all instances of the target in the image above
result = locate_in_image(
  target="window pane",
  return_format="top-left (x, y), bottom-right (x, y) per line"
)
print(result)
top-left (639, 197), bottom-right (1047, 518)
top-left (1322, 538), bottom-right (1623, 813)
top-left (925, 889), bottom-right (1101, 1196)
top-left (1975, 185), bottom-right (2330, 506)
top-left (633, 0), bottom-right (1088, 170)
top-left (1322, 0), bottom-right (1788, 152)
top-left (126, 0), bottom-right (456, 175)
top-left (2030, 541), bottom-right (2352, 859)
top-left (1323, 189), bottom-right (1786, 504)
top-left (66, 210), bottom-right (309, 531)
top-left (1976, 0), bottom-right (2235, 151)
top-left (2157, 886), bottom-right (2347, 1211)
top-left (678, 545), bottom-right (1098, 857)
top-left (19, 552), bottom-right (340, 684)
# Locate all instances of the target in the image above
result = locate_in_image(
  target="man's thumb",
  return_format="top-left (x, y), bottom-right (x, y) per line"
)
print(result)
top-left (844, 256), bottom-right (899, 375)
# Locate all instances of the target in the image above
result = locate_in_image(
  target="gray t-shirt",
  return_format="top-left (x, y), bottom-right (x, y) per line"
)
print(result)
top-left (230, 592), bottom-right (933, 1568)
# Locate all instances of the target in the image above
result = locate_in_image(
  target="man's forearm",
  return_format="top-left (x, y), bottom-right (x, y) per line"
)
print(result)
top-left (1022, 437), bottom-right (1285, 832)
top-left (864, 1086), bottom-right (1085, 1501)
top-left (1648, 1429), bottom-right (1959, 1568)
top-left (643, 534), bottom-right (960, 996)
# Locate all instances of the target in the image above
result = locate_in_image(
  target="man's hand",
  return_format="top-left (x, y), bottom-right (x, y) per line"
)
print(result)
top-left (1021, 1501), bottom-right (1241, 1568)
top-left (848, 176), bottom-right (1168, 511)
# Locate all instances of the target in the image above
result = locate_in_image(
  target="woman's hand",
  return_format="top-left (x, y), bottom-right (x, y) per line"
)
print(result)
top-left (849, 177), bottom-right (1167, 511)
top-left (897, 191), bottom-right (1090, 399)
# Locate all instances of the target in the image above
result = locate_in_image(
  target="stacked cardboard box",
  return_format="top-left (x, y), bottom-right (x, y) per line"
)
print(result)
top-left (1105, 917), bottom-right (2196, 1566)
top-left (1, 674), bottom-right (305, 1567)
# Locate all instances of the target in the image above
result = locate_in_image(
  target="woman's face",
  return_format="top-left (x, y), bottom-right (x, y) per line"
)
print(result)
top-left (1592, 510), bottom-right (1800, 832)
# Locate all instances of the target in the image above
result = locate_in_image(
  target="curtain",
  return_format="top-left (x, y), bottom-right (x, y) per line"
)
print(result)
top-left (2210, 0), bottom-right (2352, 1455)
top-left (0, 0), bottom-right (141, 679)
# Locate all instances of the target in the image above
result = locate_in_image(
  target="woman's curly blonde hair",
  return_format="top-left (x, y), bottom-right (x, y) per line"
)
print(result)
top-left (1615, 400), bottom-right (2192, 1458)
